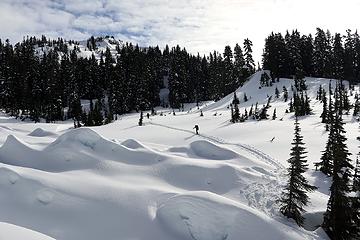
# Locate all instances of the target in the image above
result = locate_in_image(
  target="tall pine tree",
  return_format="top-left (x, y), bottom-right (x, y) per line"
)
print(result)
top-left (322, 92), bottom-right (356, 239)
top-left (280, 117), bottom-right (317, 226)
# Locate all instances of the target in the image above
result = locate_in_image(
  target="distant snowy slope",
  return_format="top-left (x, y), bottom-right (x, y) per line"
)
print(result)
top-left (34, 36), bottom-right (123, 60)
top-left (203, 70), bottom-right (341, 113)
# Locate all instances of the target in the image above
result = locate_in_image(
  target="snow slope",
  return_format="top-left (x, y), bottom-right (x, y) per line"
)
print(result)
top-left (0, 222), bottom-right (55, 240)
top-left (34, 36), bottom-right (123, 61)
top-left (0, 71), bottom-right (354, 239)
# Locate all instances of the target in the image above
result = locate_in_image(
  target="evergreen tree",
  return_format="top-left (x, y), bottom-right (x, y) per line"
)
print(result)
top-left (289, 98), bottom-right (294, 112)
top-left (232, 91), bottom-right (240, 104)
top-left (272, 108), bottom-right (277, 120)
top-left (260, 72), bottom-right (271, 87)
top-left (316, 85), bottom-right (336, 174)
top-left (243, 38), bottom-right (255, 77)
top-left (321, 90), bottom-right (328, 123)
top-left (304, 92), bottom-right (312, 115)
top-left (317, 85), bottom-right (323, 100)
top-left (257, 105), bottom-right (269, 120)
top-left (294, 73), bottom-right (307, 92)
top-left (353, 157), bottom-right (360, 192)
top-left (138, 111), bottom-right (143, 126)
top-left (322, 109), bottom-right (356, 239)
top-left (283, 86), bottom-right (288, 102)
top-left (332, 33), bottom-right (344, 79)
top-left (223, 45), bottom-right (234, 94)
top-left (326, 82), bottom-right (334, 131)
top-left (69, 94), bottom-right (82, 128)
top-left (354, 31), bottom-right (360, 81)
top-left (249, 104), bottom-right (253, 116)
top-left (263, 32), bottom-right (289, 80)
top-left (343, 30), bottom-right (355, 81)
top-left (300, 34), bottom-right (314, 76)
top-left (233, 43), bottom-right (245, 86)
top-left (353, 97), bottom-right (360, 116)
top-left (231, 92), bottom-right (240, 123)
top-left (244, 93), bottom-right (248, 102)
top-left (275, 87), bottom-right (280, 98)
top-left (313, 28), bottom-right (332, 78)
top-left (280, 117), bottom-right (317, 226)
top-left (92, 100), bottom-right (103, 126)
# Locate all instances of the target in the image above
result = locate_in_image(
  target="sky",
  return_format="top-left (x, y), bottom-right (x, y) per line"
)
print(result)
top-left (1, 0), bottom-right (360, 62)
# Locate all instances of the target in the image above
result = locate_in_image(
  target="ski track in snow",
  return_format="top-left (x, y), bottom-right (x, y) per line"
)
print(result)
top-left (148, 121), bottom-right (287, 217)
top-left (148, 121), bottom-right (284, 170)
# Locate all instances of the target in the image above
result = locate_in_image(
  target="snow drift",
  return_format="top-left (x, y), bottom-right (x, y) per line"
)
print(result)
top-left (157, 191), bottom-right (312, 240)
top-left (28, 128), bottom-right (56, 137)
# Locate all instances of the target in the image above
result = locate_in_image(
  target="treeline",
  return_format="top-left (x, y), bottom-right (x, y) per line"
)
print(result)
top-left (263, 28), bottom-right (360, 83)
top-left (0, 36), bottom-right (255, 125)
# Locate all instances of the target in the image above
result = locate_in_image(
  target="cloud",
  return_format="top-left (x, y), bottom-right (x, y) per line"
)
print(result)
top-left (0, 0), bottom-right (359, 62)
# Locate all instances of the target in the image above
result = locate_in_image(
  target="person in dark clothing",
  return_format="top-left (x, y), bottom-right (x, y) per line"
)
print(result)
top-left (146, 113), bottom-right (150, 119)
top-left (193, 125), bottom-right (199, 135)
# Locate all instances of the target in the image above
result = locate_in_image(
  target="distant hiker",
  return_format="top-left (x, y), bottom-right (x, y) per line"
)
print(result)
top-left (193, 125), bottom-right (199, 135)
top-left (270, 137), bottom-right (275, 142)
top-left (146, 113), bottom-right (150, 119)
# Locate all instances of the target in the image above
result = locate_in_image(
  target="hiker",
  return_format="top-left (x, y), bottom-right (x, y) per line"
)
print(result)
top-left (193, 125), bottom-right (199, 135)
top-left (146, 113), bottom-right (150, 119)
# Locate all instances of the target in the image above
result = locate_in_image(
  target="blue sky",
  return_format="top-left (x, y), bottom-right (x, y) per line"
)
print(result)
top-left (1, 0), bottom-right (359, 62)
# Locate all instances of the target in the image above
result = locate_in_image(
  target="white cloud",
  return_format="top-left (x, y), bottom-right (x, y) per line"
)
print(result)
top-left (0, 0), bottom-right (359, 62)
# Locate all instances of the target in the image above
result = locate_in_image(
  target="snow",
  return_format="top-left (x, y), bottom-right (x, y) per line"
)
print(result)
top-left (189, 140), bottom-right (239, 160)
top-left (157, 191), bottom-right (313, 240)
top-left (28, 128), bottom-right (57, 137)
top-left (35, 36), bottom-right (123, 62)
top-left (0, 71), bottom-right (352, 239)
top-left (0, 222), bottom-right (55, 240)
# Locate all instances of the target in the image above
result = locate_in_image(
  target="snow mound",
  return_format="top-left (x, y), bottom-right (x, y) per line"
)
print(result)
top-left (0, 135), bottom-right (35, 153)
top-left (48, 128), bottom-right (102, 149)
top-left (0, 128), bottom-right (165, 171)
top-left (49, 129), bottom-right (162, 166)
top-left (190, 140), bottom-right (238, 160)
top-left (36, 189), bottom-right (55, 205)
top-left (51, 129), bottom-right (165, 165)
top-left (0, 222), bottom-right (55, 240)
top-left (121, 139), bottom-right (146, 149)
top-left (157, 191), bottom-right (309, 240)
top-left (0, 133), bottom-right (98, 172)
top-left (28, 128), bottom-right (56, 137)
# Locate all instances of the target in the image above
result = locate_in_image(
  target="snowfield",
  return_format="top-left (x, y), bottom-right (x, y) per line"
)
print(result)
top-left (1, 71), bottom-right (357, 239)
